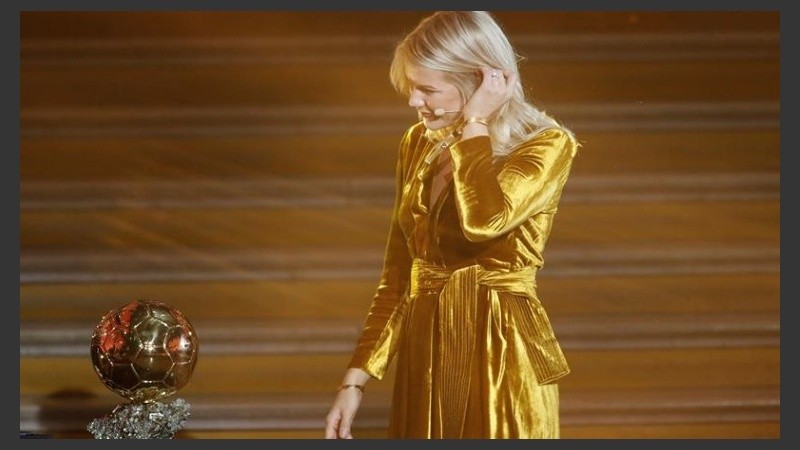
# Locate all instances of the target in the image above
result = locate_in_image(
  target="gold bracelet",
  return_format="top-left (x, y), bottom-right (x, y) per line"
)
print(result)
top-left (338, 384), bottom-right (365, 393)
top-left (464, 116), bottom-right (489, 127)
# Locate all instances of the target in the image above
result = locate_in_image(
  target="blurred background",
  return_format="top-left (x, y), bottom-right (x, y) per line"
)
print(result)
top-left (19, 11), bottom-right (779, 438)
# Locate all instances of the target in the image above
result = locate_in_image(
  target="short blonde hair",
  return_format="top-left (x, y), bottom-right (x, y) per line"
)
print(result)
top-left (390, 11), bottom-right (574, 156)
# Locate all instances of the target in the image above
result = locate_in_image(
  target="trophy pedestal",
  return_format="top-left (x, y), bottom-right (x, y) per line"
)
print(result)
top-left (87, 398), bottom-right (190, 439)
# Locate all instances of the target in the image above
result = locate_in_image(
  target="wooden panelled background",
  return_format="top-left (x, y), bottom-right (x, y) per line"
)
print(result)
top-left (19, 11), bottom-right (780, 439)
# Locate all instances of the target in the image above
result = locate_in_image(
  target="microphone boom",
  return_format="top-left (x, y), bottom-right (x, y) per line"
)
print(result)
top-left (434, 108), bottom-right (460, 116)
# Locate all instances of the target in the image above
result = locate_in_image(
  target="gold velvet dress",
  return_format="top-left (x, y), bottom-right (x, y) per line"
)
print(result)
top-left (348, 121), bottom-right (577, 439)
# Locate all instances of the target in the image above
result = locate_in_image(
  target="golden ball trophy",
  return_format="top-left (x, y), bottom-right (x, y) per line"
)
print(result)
top-left (87, 299), bottom-right (199, 439)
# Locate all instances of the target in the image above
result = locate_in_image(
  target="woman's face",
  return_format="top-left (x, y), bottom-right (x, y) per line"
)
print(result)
top-left (405, 64), bottom-right (462, 131)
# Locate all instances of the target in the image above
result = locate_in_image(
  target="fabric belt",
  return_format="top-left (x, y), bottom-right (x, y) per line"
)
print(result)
top-left (409, 258), bottom-right (569, 436)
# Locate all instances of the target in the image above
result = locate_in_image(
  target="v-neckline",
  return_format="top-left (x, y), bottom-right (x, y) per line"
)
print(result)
top-left (420, 123), bottom-right (461, 214)
top-left (428, 156), bottom-right (453, 212)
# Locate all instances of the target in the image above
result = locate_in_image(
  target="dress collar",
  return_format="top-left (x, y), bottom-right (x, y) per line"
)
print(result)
top-left (423, 119), bottom-right (464, 144)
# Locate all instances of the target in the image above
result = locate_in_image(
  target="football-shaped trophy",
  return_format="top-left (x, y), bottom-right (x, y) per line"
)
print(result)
top-left (87, 299), bottom-right (199, 439)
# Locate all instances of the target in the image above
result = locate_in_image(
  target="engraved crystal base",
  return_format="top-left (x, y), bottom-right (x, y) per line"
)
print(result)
top-left (87, 398), bottom-right (190, 439)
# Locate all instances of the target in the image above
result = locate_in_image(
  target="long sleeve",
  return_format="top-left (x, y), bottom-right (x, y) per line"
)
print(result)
top-left (449, 128), bottom-right (577, 242)
top-left (347, 130), bottom-right (414, 379)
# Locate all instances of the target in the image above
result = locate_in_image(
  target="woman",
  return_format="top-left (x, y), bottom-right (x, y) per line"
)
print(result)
top-left (325, 11), bottom-right (578, 439)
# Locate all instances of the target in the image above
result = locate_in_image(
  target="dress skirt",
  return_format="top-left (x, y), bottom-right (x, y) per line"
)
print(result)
top-left (387, 280), bottom-right (560, 439)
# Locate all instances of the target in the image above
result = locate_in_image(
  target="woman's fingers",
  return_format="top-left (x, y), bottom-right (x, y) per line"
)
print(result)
top-left (325, 392), bottom-right (361, 439)
top-left (338, 415), bottom-right (354, 439)
top-left (504, 70), bottom-right (519, 98)
top-left (324, 412), bottom-right (341, 439)
top-left (465, 66), bottom-right (515, 118)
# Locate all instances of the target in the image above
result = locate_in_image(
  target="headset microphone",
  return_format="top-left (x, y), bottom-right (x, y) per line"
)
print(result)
top-left (434, 108), bottom-right (461, 117)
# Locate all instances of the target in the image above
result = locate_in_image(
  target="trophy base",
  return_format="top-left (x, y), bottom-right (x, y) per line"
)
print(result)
top-left (87, 397), bottom-right (190, 439)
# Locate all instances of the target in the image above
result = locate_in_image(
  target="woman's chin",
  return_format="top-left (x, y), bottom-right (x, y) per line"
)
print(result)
top-left (422, 117), bottom-right (449, 131)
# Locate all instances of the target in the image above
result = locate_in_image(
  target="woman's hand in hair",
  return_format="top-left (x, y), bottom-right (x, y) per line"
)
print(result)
top-left (462, 66), bottom-right (518, 120)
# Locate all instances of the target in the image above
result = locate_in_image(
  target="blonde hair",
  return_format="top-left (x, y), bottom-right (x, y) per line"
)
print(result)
top-left (390, 11), bottom-right (574, 157)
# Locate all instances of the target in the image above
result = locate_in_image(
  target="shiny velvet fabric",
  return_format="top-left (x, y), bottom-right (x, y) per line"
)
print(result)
top-left (348, 122), bottom-right (578, 438)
